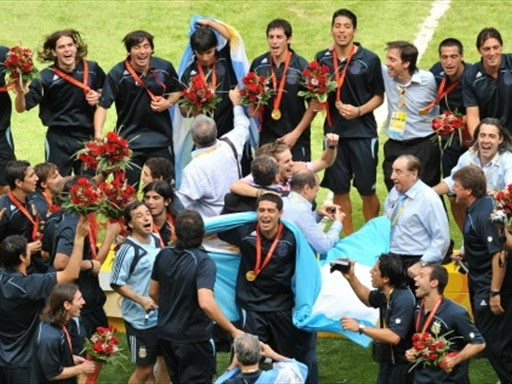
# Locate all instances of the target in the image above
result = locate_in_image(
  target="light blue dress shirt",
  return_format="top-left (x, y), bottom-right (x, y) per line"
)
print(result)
top-left (382, 68), bottom-right (439, 140)
top-left (443, 148), bottom-right (512, 192)
top-left (384, 179), bottom-right (450, 263)
top-left (282, 192), bottom-right (343, 254)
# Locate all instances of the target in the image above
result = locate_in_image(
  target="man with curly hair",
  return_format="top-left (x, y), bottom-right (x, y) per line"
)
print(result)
top-left (14, 29), bottom-right (105, 176)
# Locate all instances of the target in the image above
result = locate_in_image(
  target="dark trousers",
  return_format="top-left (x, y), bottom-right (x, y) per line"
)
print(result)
top-left (383, 135), bottom-right (440, 191)
top-left (472, 292), bottom-right (512, 383)
top-left (243, 309), bottom-right (317, 383)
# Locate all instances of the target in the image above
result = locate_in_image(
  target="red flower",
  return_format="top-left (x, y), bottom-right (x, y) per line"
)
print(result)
top-left (298, 61), bottom-right (337, 102)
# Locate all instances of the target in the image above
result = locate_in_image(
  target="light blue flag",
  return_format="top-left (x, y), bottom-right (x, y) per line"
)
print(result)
top-left (204, 213), bottom-right (391, 348)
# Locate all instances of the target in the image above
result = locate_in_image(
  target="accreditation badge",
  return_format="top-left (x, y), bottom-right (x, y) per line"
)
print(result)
top-left (388, 111), bottom-right (407, 139)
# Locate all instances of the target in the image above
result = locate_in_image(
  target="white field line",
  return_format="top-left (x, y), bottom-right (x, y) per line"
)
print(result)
top-left (324, 0), bottom-right (452, 205)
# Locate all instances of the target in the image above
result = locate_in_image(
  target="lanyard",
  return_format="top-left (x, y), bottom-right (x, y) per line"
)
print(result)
top-left (415, 297), bottom-right (443, 334)
top-left (332, 44), bottom-right (356, 102)
top-left (253, 222), bottom-right (284, 277)
top-left (52, 59), bottom-right (91, 94)
top-left (61, 324), bottom-right (74, 354)
top-left (269, 51), bottom-right (291, 119)
top-left (421, 77), bottom-right (460, 115)
top-left (124, 59), bottom-right (157, 102)
top-left (197, 61), bottom-right (217, 93)
top-left (8, 192), bottom-right (39, 241)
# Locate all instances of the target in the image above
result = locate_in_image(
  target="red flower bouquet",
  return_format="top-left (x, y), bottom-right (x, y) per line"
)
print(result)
top-left (431, 111), bottom-right (470, 149)
top-left (239, 71), bottom-right (272, 113)
top-left (77, 132), bottom-right (134, 173)
top-left (61, 177), bottom-right (101, 216)
top-left (491, 184), bottom-right (512, 225)
top-left (82, 325), bottom-right (122, 384)
top-left (298, 60), bottom-right (337, 102)
top-left (409, 329), bottom-right (457, 373)
top-left (98, 172), bottom-right (136, 221)
top-left (179, 74), bottom-right (221, 117)
top-left (4, 45), bottom-right (38, 85)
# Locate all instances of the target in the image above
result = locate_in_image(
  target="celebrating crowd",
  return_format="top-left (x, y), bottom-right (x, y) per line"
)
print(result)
top-left (0, 6), bottom-right (512, 384)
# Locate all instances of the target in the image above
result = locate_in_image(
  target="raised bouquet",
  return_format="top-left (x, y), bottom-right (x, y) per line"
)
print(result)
top-left (82, 325), bottom-right (121, 384)
top-left (239, 71), bottom-right (272, 114)
top-left (409, 327), bottom-right (458, 373)
top-left (61, 177), bottom-right (102, 216)
top-left (298, 60), bottom-right (337, 102)
top-left (77, 132), bottom-right (134, 173)
top-left (98, 172), bottom-right (136, 222)
top-left (179, 74), bottom-right (221, 117)
top-left (490, 184), bottom-right (512, 225)
top-left (431, 111), bottom-right (471, 149)
top-left (4, 45), bottom-right (38, 85)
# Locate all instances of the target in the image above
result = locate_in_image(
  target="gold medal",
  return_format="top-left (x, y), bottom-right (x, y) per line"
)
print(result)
top-left (271, 108), bottom-right (282, 120)
top-left (419, 108), bottom-right (429, 116)
top-left (246, 270), bottom-right (256, 281)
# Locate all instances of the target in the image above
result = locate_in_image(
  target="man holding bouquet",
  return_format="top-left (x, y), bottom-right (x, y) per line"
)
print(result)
top-left (406, 264), bottom-right (485, 383)
top-left (249, 19), bottom-right (314, 161)
top-left (15, 29), bottom-right (105, 177)
top-left (315, 8), bottom-right (384, 234)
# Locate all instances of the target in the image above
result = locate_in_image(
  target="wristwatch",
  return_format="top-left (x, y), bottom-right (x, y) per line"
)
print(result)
top-left (358, 323), bottom-right (366, 335)
top-left (490, 290), bottom-right (501, 297)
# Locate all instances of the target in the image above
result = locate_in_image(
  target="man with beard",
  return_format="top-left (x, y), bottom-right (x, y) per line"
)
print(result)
top-left (218, 193), bottom-right (317, 383)
top-left (15, 29), bottom-right (104, 176)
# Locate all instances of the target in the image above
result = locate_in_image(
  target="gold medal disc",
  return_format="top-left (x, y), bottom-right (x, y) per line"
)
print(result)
top-left (271, 108), bottom-right (282, 120)
top-left (246, 270), bottom-right (257, 281)
top-left (418, 108), bottom-right (428, 116)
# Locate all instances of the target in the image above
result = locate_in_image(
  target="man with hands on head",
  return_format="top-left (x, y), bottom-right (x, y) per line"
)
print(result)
top-left (339, 253), bottom-right (415, 384)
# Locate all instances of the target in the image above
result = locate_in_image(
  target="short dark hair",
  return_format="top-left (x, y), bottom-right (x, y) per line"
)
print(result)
top-left (428, 264), bottom-right (448, 294)
top-left (1, 235), bottom-right (27, 269)
top-left (251, 156), bottom-right (278, 187)
top-left (256, 193), bottom-right (283, 211)
top-left (190, 27), bottom-right (218, 53)
top-left (34, 162), bottom-right (59, 192)
top-left (175, 210), bottom-right (204, 249)
top-left (378, 253), bottom-right (408, 288)
top-left (5, 160), bottom-right (31, 190)
top-left (123, 30), bottom-right (154, 52)
top-left (41, 283), bottom-right (79, 326)
top-left (476, 27), bottom-right (503, 49)
top-left (452, 165), bottom-right (487, 199)
top-left (266, 19), bottom-right (292, 39)
top-left (143, 180), bottom-right (177, 217)
top-left (144, 157), bottom-right (175, 185)
top-left (38, 29), bottom-right (88, 63)
top-left (438, 38), bottom-right (463, 55)
top-left (473, 117), bottom-right (512, 153)
top-left (386, 41), bottom-right (418, 75)
top-left (123, 200), bottom-right (146, 230)
top-left (190, 115), bottom-right (217, 148)
top-left (331, 8), bottom-right (357, 29)
top-left (233, 334), bottom-right (261, 365)
top-left (290, 169), bottom-right (317, 192)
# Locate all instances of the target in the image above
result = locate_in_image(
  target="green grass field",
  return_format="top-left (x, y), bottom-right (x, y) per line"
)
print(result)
top-left (2, 1), bottom-right (506, 382)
